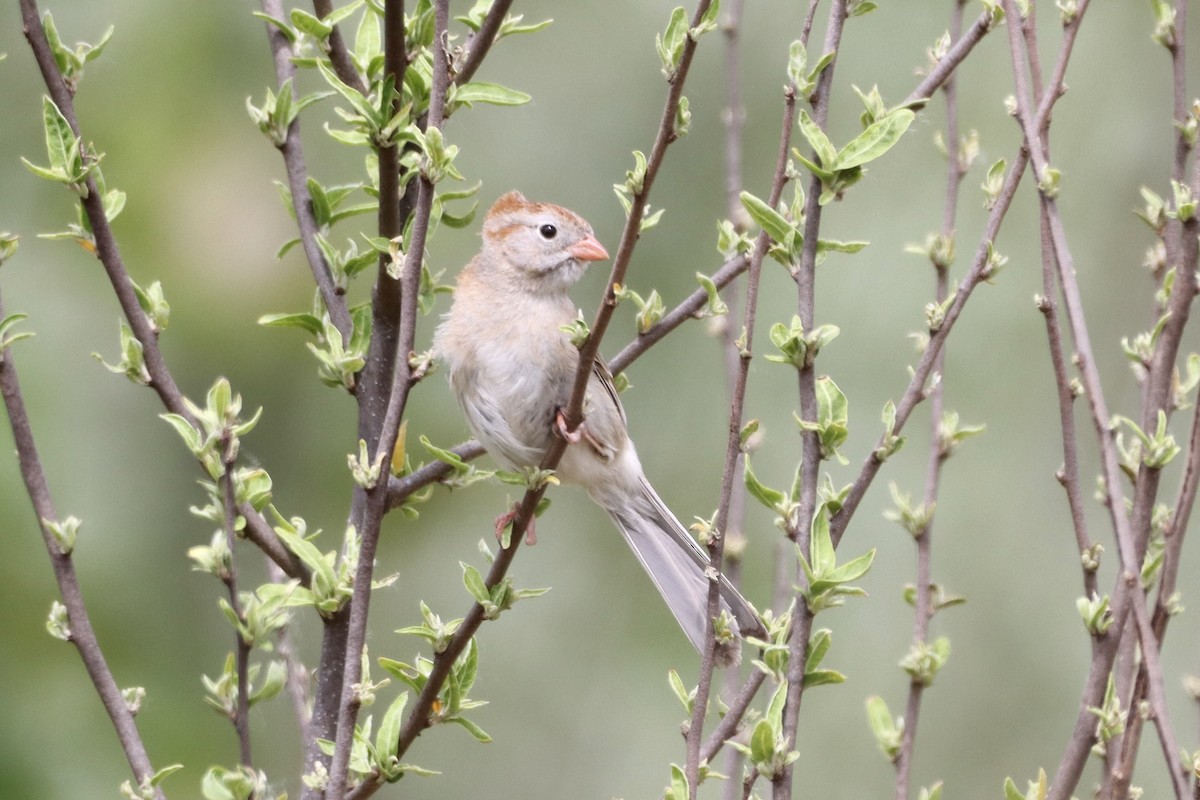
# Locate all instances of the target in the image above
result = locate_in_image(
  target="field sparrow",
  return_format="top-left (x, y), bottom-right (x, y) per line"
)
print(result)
top-left (434, 191), bottom-right (763, 661)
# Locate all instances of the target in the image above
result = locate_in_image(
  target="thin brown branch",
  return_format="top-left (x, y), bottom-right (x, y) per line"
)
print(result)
top-left (219, 440), bottom-right (254, 769)
top-left (894, 6), bottom-right (967, 797)
top-left (776, 2), bottom-right (851, 794)
top-left (453, 0), bottom-right (515, 85)
top-left (0, 286), bottom-right (165, 800)
top-left (1113, 0), bottom-right (1199, 788)
top-left (610, 255), bottom-right (749, 374)
top-left (1035, 243), bottom-right (1097, 599)
top-left (356, 0), bottom-right (410, 456)
top-left (386, 440), bottom-right (488, 508)
top-left (718, 2), bottom-right (751, 795)
top-left (261, 0), bottom-right (354, 342)
top-left (313, 0), bottom-right (369, 95)
top-left (998, 2), bottom-right (1188, 797)
top-left (903, 12), bottom-right (996, 111)
top-left (21, 0), bottom-right (304, 582)
top-left (561, 0), bottom-right (714, 433)
top-left (685, 78), bottom-right (796, 800)
top-left (323, 0), bottom-right (450, 794)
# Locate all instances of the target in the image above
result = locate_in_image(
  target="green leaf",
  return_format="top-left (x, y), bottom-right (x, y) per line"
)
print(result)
top-left (749, 718), bottom-right (775, 766)
top-left (448, 715), bottom-right (492, 742)
top-left (667, 669), bottom-right (693, 713)
top-left (796, 109), bottom-right (837, 167)
top-left (744, 456), bottom-right (787, 511)
top-left (832, 108), bottom-right (916, 170)
top-left (656, 7), bottom-right (689, 79)
top-left (375, 690), bottom-right (408, 759)
top-left (290, 8), bottom-right (333, 39)
top-left (866, 695), bottom-right (902, 761)
top-left (668, 763), bottom-right (689, 800)
top-left (42, 96), bottom-right (75, 176)
top-left (451, 82), bottom-right (532, 108)
top-left (461, 563), bottom-right (490, 605)
top-left (739, 191), bottom-right (794, 245)
top-left (0, 312), bottom-right (34, 351)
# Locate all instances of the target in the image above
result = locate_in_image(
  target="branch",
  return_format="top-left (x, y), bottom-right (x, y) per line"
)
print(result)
top-left (903, 11), bottom-right (995, 111)
top-left (560, 0), bottom-right (713, 432)
top-left (219, 436), bottom-right (254, 769)
top-left (20, 0), bottom-right (305, 581)
top-left (718, 2), bottom-right (752, 795)
top-left (0, 286), bottom-right (165, 800)
top-left (324, 0), bottom-right (451, 794)
top-left (685, 78), bottom-right (797, 800)
top-left (894, 5), bottom-right (967, 797)
top-left (261, 0), bottom-right (354, 342)
top-left (386, 440), bottom-right (488, 508)
top-left (453, 0), bottom-right (515, 85)
top-left (776, 3), bottom-right (851, 796)
top-left (355, 0), bottom-right (411, 456)
top-left (995, 2), bottom-right (1188, 797)
top-left (313, 0), bottom-right (370, 95)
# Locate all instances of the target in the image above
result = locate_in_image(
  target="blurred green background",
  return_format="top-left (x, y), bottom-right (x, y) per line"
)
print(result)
top-left (2, 1), bottom-right (1199, 798)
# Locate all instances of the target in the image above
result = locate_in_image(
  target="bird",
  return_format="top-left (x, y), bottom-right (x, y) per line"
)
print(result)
top-left (434, 190), bottom-right (764, 663)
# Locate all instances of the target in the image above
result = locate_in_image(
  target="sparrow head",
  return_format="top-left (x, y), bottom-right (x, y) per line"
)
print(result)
top-left (481, 191), bottom-right (609, 292)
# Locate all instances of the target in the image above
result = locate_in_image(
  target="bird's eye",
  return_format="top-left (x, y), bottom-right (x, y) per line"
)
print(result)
top-left (538, 224), bottom-right (558, 240)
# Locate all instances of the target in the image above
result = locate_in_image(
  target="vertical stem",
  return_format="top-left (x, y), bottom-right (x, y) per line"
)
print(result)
top-left (718, 1), bottom-right (751, 794)
top-left (895, 9), bottom-right (965, 796)
top-left (220, 438), bottom-right (254, 769)
top-left (776, 3), bottom-right (849, 798)
top-left (324, 3), bottom-right (449, 797)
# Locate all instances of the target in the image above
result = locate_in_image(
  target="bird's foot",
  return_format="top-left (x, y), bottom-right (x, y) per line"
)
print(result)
top-left (555, 407), bottom-right (608, 456)
top-left (554, 408), bottom-right (583, 444)
top-left (494, 504), bottom-right (537, 546)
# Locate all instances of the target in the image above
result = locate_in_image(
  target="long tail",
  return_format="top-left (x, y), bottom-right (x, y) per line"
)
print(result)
top-left (604, 477), bottom-right (764, 660)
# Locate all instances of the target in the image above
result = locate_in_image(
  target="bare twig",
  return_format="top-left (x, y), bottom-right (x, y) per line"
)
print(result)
top-left (219, 437), bottom-right (254, 769)
top-left (893, 5), bottom-right (967, 797)
top-left (0, 287), bottom-right (165, 800)
top-left (998, 2), bottom-right (1188, 797)
top-left (903, 12), bottom-right (995, 111)
top-left (1113, 0), bottom-right (1199, 790)
top-left (718, 1), bottom-right (751, 795)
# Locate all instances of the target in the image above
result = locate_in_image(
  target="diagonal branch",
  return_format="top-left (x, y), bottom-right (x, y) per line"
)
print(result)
top-left (313, 0), bottom-right (370, 95)
top-left (20, 0), bottom-right (306, 582)
top-left (453, 0), bottom-right (515, 85)
top-left (0, 286), bottom-right (166, 800)
top-left (261, 0), bottom-right (355, 342)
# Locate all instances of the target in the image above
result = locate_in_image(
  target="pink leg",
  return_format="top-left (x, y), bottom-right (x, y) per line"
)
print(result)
top-left (554, 408), bottom-right (582, 444)
top-left (555, 408), bottom-right (608, 456)
top-left (494, 505), bottom-right (537, 545)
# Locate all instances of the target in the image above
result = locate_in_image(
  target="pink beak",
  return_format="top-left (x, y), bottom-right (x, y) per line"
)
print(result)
top-left (569, 235), bottom-right (609, 262)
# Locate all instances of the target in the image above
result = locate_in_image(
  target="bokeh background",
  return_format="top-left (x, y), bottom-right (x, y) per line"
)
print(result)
top-left (2, 2), bottom-right (1199, 798)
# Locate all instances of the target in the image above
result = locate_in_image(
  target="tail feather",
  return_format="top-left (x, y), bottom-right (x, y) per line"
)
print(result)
top-left (605, 480), bottom-right (764, 660)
